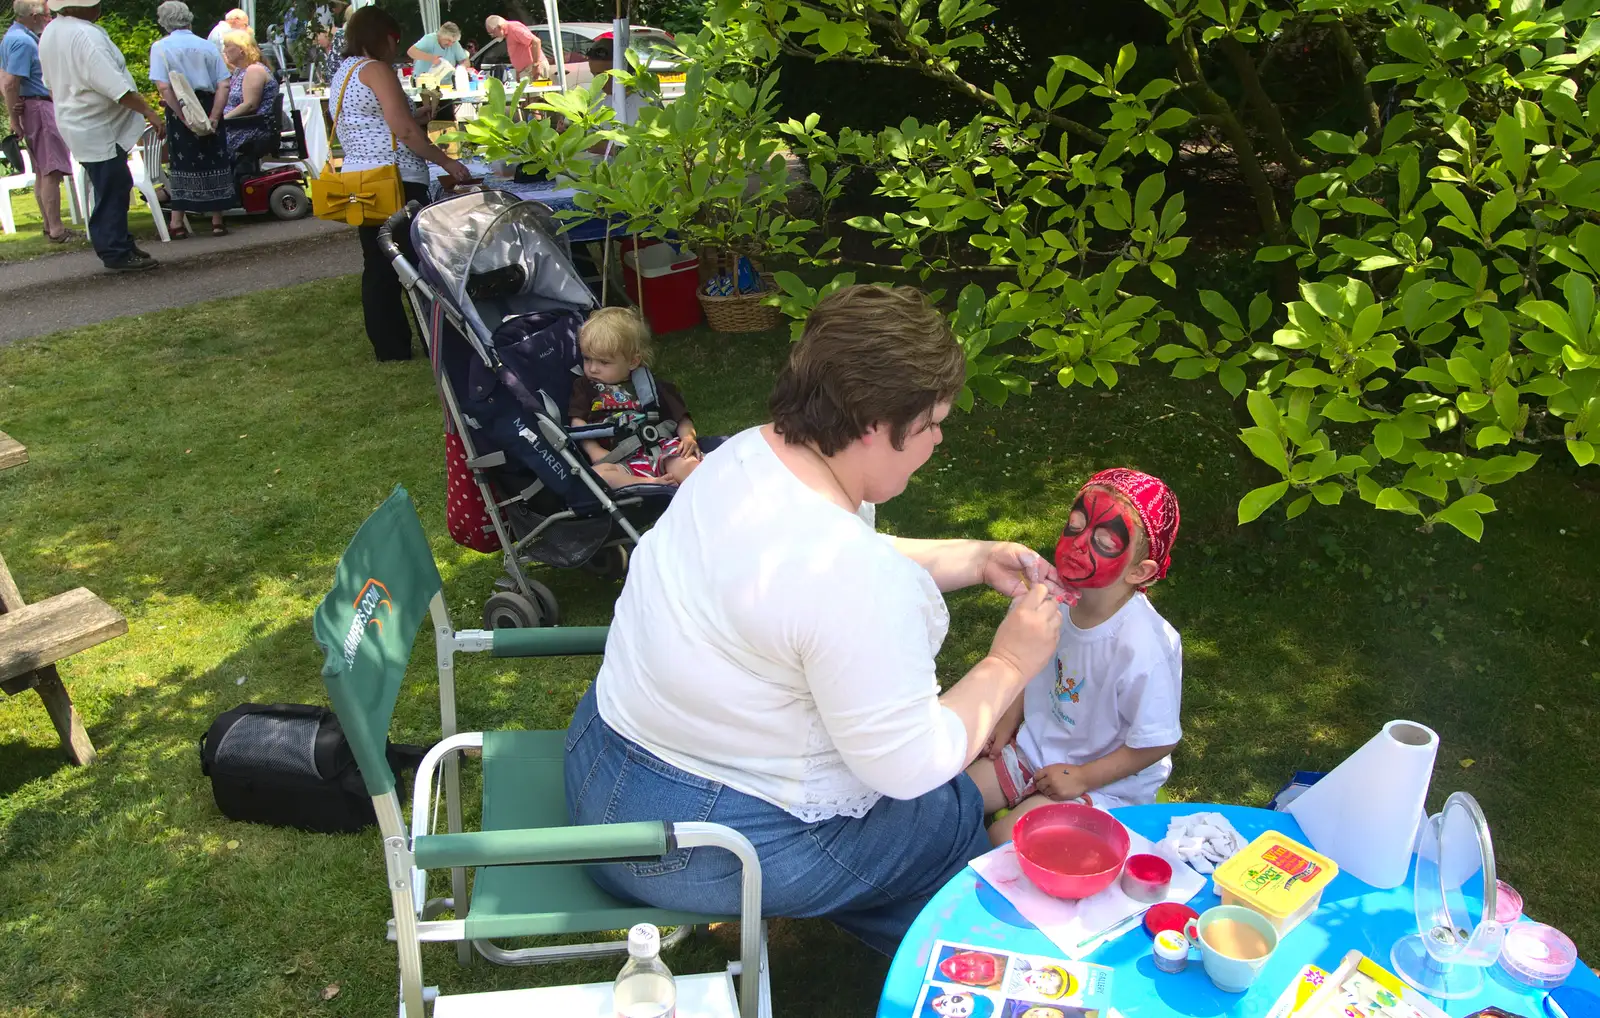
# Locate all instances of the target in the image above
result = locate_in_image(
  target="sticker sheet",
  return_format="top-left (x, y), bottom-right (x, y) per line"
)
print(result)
top-left (913, 941), bottom-right (1114, 1018)
top-left (1265, 960), bottom-right (1451, 1018)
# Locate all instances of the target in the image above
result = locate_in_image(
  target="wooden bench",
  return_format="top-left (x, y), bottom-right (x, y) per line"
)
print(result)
top-left (0, 430), bottom-right (124, 765)
top-left (0, 431), bottom-right (24, 471)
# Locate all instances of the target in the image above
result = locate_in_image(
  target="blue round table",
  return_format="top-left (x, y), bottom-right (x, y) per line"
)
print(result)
top-left (878, 804), bottom-right (1599, 1018)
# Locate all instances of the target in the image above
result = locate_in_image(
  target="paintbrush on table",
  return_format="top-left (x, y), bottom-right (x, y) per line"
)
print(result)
top-left (1075, 906), bottom-right (1155, 949)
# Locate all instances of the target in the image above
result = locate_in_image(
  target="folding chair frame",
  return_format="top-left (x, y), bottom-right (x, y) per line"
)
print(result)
top-left (378, 592), bottom-right (769, 1018)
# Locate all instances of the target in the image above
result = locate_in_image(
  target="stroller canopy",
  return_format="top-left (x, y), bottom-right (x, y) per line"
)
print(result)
top-left (411, 190), bottom-right (597, 353)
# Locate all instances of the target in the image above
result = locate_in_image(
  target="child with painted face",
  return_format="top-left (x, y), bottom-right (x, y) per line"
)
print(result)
top-left (964, 468), bottom-right (1183, 845)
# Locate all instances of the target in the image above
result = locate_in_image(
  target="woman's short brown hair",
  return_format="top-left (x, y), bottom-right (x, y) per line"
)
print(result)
top-left (769, 284), bottom-right (965, 456)
top-left (343, 6), bottom-right (403, 59)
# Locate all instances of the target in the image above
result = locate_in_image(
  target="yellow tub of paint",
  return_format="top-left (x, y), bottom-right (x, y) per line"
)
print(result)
top-left (1212, 831), bottom-right (1339, 937)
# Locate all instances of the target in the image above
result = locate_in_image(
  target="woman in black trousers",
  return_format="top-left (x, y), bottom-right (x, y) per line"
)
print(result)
top-left (330, 7), bottom-right (469, 360)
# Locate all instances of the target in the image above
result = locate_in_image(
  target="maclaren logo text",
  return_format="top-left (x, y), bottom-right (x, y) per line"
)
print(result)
top-left (343, 579), bottom-right (394, 667)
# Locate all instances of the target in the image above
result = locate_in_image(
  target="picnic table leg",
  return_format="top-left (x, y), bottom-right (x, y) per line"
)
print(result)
top-left (1, 551), bottom-right (99, 766)
top-left (33, 665), bottom-right (97, 766)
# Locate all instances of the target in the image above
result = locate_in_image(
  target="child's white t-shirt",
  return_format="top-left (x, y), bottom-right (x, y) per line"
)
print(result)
top-left (1015, 593), bottom-right (1183, 805)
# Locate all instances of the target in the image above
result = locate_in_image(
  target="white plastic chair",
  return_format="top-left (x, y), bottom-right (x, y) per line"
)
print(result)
top-left (0, 148), bottom-right (34, 234)
top-left (1, 147), bottom-right (83, 233)
top-left (71, 128), bottom-right (172, 243)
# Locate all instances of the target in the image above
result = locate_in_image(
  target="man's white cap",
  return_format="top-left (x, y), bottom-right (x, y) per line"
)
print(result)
top-left (47, 0), bottom-right (100, 11)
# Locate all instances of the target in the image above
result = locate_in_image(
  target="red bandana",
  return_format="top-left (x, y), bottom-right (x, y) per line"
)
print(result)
top-left (1084, 467), bottom-right (1179, 590)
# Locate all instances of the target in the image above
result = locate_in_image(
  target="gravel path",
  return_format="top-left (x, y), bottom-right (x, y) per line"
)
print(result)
top-left (0, 217), bottom-right (360, 346)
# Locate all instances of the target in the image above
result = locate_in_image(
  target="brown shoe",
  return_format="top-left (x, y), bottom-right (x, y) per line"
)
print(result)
top-left (44, 228), bottom-right (81, 243)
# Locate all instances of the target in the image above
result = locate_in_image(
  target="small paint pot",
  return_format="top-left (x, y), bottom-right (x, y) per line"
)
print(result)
top-left (1121, 853), bottom-right (1174, 903)
top-left (1153, 928), bottom-right (1189, 973)
top-left (1145, 902), bottom-right (1199, 937)
top-left (1495, 880), bottom-right (1524, 925)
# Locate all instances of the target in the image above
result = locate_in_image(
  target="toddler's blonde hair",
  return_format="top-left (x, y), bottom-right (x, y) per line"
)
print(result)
top-left (579, 307), bottom-right (653, 365)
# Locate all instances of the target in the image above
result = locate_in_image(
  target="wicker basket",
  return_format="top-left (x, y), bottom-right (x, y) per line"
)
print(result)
top-left (698, 272), bottom-right (783, 334)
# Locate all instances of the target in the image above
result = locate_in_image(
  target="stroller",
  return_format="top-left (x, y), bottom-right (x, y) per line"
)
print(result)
top-left (378, 190), bottom-right (685, 630)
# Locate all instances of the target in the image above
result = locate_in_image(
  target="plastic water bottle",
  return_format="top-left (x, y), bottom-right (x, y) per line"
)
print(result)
top-left (613, 924), bottom-right (676, 1018)
top-left (454, 64), bottom-right (470, 94)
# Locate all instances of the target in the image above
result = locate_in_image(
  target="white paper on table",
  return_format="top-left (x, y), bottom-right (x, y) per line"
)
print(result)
top-left (969, 829), bottom-right (1205, 960)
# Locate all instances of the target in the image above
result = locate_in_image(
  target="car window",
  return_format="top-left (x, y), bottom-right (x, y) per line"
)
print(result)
top-left (475, 39), bottom-right (506, 65)
top-left (561, 31), bottom-right (587, 61)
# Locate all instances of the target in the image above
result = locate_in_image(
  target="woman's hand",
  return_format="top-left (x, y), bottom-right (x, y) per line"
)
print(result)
top-left (988, 583), bottom-right (1061, 683)
top-left (982, 543), bottom-right (1066, 601)
top-left (984, 712), bottom-right (1021, 760)
top-left (440, 156), bottom-right (471, 183)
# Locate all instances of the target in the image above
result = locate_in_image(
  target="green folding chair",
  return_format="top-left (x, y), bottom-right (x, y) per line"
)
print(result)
top-left (312, 487), bottom-right (767, 1018)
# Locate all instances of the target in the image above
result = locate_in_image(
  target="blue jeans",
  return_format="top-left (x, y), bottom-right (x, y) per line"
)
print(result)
top-left (563, 684), bottom-right (991, 955)
top-left (82, 148), bottom-right (136, 266)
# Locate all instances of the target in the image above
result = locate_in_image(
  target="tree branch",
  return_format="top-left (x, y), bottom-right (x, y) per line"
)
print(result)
top-left (780, 0), bottom-right (1109, 145)
top-left (1330, 22), bottom-right (1384, 151)
top-left (1172, 32), bottom-right (1286, 244)
top-left (1218, 35), bottom-right (1312, 175)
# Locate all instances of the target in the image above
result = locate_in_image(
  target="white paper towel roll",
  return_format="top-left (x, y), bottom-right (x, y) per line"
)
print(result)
top-left (1285, 719), bottom-right (1439, 888)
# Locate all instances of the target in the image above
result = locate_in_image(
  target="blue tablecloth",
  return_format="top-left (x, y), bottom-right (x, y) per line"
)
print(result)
top-left (879, 804), bottom-right (1599, 1018)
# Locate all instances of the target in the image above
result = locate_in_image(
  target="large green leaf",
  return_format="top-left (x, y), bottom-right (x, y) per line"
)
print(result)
top-left (1239, 426), bottom-right (1290, 477)
top-left (1238, 482), bottom-right (1290, 524)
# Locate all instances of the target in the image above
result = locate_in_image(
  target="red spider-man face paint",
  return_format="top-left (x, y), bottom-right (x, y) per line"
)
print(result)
top-left (938, 950), bottom-right (1004, 988)
top-left (1055, 487), bottom-right (1138, 589)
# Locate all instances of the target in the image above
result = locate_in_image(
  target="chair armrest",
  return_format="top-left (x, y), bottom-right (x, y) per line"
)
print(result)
top-left (412, 821), bottom-right (670, 869)
top-left (491, 625), bottom-right (608, 658)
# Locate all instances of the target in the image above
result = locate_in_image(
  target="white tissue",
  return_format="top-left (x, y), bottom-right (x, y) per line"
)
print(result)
top-left (1161, 812), bottom-right (1247, 874)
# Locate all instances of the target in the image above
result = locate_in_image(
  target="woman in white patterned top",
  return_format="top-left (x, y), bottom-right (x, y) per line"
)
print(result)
top-left (330, 6), bottom-right (467, 361)
top-left (564, 285), bottom-right (1067, 955)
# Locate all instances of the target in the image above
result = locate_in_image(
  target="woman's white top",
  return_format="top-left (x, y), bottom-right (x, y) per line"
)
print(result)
top-left (595, 427), bottom-right (970, 822)
top-left (329, 56), bottom-right (427, 184)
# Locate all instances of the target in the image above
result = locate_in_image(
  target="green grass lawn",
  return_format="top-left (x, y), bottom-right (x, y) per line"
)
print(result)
top-left (1, 278), bottom-right (1596, 1017)
top-left (2, 186), bottom-right (161, 263)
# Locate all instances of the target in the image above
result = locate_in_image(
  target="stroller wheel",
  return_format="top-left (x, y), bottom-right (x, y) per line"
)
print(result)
top-left (482, 590), bottom-right (546, 630)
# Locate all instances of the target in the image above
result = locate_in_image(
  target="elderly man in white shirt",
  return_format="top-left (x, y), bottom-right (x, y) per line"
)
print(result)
top-left (38, 0), bottom-right (164, 271)
top-left (206, 6), bottom-right (247, 51)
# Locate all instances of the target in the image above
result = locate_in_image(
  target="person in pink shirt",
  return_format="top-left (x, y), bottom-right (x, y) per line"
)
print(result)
top-left (483, 15), bottom-right (546, 80)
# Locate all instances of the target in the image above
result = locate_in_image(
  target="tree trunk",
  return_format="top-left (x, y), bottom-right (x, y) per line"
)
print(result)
top-left (1331, 22), bottom-right (1385, 151)
top-left (1172, 35), bottom-right (1287, 246)
top-left (1219, 35), bottom-right (1311, 176)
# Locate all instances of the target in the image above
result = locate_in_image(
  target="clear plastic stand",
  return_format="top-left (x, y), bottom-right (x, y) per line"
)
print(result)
top-left (1390, 792), bottom-right (1507, 999)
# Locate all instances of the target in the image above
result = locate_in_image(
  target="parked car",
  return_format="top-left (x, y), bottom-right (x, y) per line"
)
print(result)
top-left (473, 22), bottom-right (684, 94)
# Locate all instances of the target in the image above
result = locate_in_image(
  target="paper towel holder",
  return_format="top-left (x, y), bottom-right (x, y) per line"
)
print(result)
top-left (1390, 791), bottom-right (1507, 999)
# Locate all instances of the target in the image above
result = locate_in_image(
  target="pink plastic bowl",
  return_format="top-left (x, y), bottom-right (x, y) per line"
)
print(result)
top-left (1013, 802), bottom-right (1131, 900)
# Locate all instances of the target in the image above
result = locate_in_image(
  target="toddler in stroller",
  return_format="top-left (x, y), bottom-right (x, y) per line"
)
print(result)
top-left (570, 308), bottom-right (704, 488)
top-left (379, 189), bottom-right (706, 628)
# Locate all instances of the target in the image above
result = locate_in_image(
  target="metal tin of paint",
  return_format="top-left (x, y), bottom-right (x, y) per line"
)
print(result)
top-left (1153, 929), bottom-right (1189, 973)
top-left (1121, 853), bottom-right (1174, 903)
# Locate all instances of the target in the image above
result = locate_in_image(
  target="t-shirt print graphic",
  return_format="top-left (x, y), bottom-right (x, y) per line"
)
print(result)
top-left (1051, 654), bottom-right (1085, 730)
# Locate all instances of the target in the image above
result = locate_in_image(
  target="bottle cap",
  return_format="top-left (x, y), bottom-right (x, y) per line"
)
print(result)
top-left (1154, 929), bottom-right (1189, 961)
top-left (627, 923), bottom-right (661, 959)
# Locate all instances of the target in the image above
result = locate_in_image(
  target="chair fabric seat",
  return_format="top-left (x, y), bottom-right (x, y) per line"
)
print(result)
top-left (463, 728), bottom-right (728, 940)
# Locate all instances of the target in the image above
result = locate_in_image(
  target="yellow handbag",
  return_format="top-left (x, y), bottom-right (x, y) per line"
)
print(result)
top-left (312, 59), bottom-right (406, 227)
